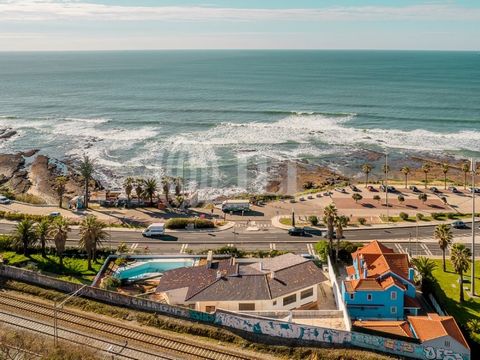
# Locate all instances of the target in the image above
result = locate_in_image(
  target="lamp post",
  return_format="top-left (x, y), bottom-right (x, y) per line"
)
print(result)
top-left (471, 158), bottom-right (476, 297)
top-left (385, 153), bottom-right (389, 222)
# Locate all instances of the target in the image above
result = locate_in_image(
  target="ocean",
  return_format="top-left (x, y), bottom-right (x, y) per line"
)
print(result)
top-left (0, 50), bottom-right (479, 197)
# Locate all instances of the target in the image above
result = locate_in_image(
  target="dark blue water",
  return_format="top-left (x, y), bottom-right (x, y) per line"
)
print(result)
top-left (0, 51), bottom-right (479, 196)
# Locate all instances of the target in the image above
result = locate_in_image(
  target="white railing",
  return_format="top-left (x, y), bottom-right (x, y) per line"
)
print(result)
top-left (327, 256), bottom-right (352, 331)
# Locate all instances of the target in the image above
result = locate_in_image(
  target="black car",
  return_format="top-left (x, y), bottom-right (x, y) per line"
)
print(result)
top-left (452, 221), bottom-right (468, 229)
top-left (288, 227), bottom-right (306, 236)
top-left (448, 186), bottom-right (459, 193)
top-left (349, 184), bottom-right (360, 192)
top-left (409, 185), bottom-right (420, 193)
top-left (429, 187), bottom-right (440, 193)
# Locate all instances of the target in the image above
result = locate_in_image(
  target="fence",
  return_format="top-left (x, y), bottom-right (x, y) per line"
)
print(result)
top-left (0, 264), bottom-right (470, 360)
top-left (327, 256), bottom-right (352, 331)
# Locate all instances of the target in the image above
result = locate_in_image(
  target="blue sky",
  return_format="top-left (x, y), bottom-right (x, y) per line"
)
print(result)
top-left (0, 0), bottom-right (479, 51)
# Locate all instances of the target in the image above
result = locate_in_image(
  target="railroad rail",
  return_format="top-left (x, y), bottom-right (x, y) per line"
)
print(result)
top-left (0, 291), bottom-right (255, 360)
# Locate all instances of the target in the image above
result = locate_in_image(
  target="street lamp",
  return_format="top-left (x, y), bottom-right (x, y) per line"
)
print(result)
top-left (384, 153), bottom-right (389, 222)
top-left (471, 159), bottom-right (476, 297)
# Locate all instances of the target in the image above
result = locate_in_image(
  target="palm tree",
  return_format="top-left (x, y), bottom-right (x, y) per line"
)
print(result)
top-left (79, 215), bottom-right (109, 271)
top-left (450, 243), bottom-right (471, 303)
top-left (36, 219), bottom-right (51, 258)
top-left (134, 178), bottom-right (144, 204)
top-left (79, 155), bottom-right (94, 208)
top-left (144, 178), bottom-right (157, 205)
top-left (55, 176), bottom-right (67, 208)
top-left (382, 164), bottom-right (390, 176)
top-left (434, 224), bottom-right (453, 272)
top-left (401, 166), bottom-right (410, 189)
top-left (462, 162), bottom-right (470, 190)
top-left (397, 194), bottom-right (405, 206)
top-left (48, 217), bottom-right (70, 268)
top-left (162, 176), bottom-right (171, 204)
top-left (441, 163), bottom-right (450, 190)
top-left (418, 193), bottom-right (428, 204)
top-left (352, 193), bottom-right (362, 203)
top-left (323, 204), bottom-right (338, 258)
top-left (412, 256), bottom-right (437, 282)
top-left (421, 163), bottom-right (431, 189)
top-left (334, 215), bottom-right (349, 262)
top-left (123, 177), bottom-right (135, 207)
top-left (361, 164), bottom-right (372, 188)
top-left (13, 219), bottom-right (37, 256)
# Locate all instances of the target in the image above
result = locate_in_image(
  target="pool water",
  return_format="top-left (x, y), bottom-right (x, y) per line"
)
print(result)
top-left (115, 258), bottom-right (195, 281)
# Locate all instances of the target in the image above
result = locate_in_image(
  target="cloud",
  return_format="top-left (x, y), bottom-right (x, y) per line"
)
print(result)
top-left (0, 1), bottom-right (479, 22)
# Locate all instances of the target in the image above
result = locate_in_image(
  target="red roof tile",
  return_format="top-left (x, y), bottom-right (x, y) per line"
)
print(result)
top-left (354, 320), bottom-right (414, 338)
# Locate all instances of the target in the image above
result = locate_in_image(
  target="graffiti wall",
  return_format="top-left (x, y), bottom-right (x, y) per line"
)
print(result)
top-left (215, 310), bottom-right (470, 360)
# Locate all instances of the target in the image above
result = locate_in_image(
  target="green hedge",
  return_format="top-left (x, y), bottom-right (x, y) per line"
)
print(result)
top-left (165, 218), bottom-right (215, 229)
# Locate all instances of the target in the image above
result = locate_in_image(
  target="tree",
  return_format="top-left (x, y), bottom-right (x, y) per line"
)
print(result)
top-left (412, 256), bottom-right (437, 281)
top-left (462, 162), bottom-right (470, 190)
top-left (144, 178), bottom-right (157, 205)
top-left (450, 243), bottom-right (471, 303)
top-left (421, 163), bottom-right (431, 189)
top-left (162, 176), bottom-right (171, 204)
top-left (323, 204), bottom-right (338, 258)
top-left (334, 215), bottom-right (349, 262)
top-left (418, 193), bottom-right (428, 204)
top-left (48, 217), bottom-right (70, 268)
top-left (13, 219), bottom-right (36, 256)
top-left (79, 155), bottom-right (94, 208)
top-left (397, 194), bottom-right (405, 205)
top-left (79, 215), bottom-right (109, 271)
top-left (134, 178), bottom-right (144, 204)
top-left (401, 166), bottom-right (411, 189)
top-left (174, 177), bottom-right (183, 197)
top-left (434, 224), bottom-right (453, 272)
top-left (36, 219), bottom-right (51, 258)
top-left (373, 194), bottom-right (381, 203)
top-left (54, 176), bottom-right (67, 208)
top-left (361, 164), bottom-right (372, 188)
top-left (123, 177), bottom-right (135, 207)
top-left (352, 193), bottom-right (362, 203)
top-left (441, 163), bottom-right (450, 190)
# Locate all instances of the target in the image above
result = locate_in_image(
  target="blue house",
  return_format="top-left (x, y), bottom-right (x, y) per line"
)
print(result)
top-left (341, 241), bottom-right (420, 320)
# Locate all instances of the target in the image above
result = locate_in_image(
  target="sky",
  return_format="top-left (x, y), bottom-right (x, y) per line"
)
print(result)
top-left (0, 0), bottom-right (479, 51)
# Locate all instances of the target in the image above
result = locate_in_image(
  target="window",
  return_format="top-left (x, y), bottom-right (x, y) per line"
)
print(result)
top-left (367, 293), bottom-right (372, 301)
top-left (283, 294), bottom-right (297, 306)
top-left (205, 306), bottom-right (216, 313)
top-left (300, 288), bottom-right (314, 300)
top-left (239, 303), bottom-right (255, 311)
top-left (349, 293), bottom-right (355, 300)
top-left (272, 300), bottom-right (277, 306)
top-left (391, 291), bottom-right (397, 300)
top-left (390, 306), bottom-right (397, 314)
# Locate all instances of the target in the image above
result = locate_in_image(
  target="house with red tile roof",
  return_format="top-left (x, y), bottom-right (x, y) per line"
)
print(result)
top-left (156, 253), bottom-right (328, 312)
top-left (341, 241), bottom-right (420, 320)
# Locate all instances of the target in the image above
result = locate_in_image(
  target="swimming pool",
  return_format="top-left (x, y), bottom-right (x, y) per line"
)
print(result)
top-left (115, 258), bottom-right (196, 281)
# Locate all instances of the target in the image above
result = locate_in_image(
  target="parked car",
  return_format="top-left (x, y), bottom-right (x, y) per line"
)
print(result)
top-left (349, 184), bottom-right (360, 192)
top-left (323, 191), bottom-right (333, 196)
top-left (142, 223), bottom-right (165, 237)
top-left (288, 227), bottom-right (306, 236)
top-left (409, 185), bottom-right (420, 193)
top-left (299, 197), bottom-right (306, 201)
top-left (307, 195), bottom-right (314, 200)
top-left (300, 253), bottom-right (315, 259)
top-left (335, 188), bottom-right (346, 193)
top-left (452, 221), bottom-right (468, 229)
top-left (448, 186), bottom-right (459, 193)
top-left (387, 186), bottom-right (397, 193)
top-left (0, 196), bottom-right (11, 205)
top-left (315, 193), bottom-right (322, 198)
top-left (367, 185), bottom-right (376, 192)
top-left (49, 211), bottom-right (61, 218)
top-left (429, 187), bottom-right (440, 193)
top-left (469, 187), bottom-right (480, 194)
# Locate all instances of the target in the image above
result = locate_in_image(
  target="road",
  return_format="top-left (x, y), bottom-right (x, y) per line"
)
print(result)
top-left (1, 221), bottom-right (479, 257)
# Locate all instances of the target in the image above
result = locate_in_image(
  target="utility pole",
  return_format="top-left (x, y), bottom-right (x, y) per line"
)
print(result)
top-left (385, 153), bottom-right (389, 222)
top-left (472, 158), bottom-right (476, 297)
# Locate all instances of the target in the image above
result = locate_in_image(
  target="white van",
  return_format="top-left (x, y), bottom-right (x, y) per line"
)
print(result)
top-left (221, 200), bottom-right (250, 213)
top-left (142, 223), bottom-right (165, 238)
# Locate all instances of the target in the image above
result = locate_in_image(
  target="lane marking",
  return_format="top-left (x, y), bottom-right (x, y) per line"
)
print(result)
top-left (421, 243), bottom-right (433, 256)
top-left (269, 243), bottom-right (276, 250)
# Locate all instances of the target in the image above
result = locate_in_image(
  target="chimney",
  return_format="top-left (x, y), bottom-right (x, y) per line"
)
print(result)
top-left (270, 271), bottom-right (275, 280)
top-left (206, 250), bottom-right (213, 268)
top-left (363, 262), bottom-right (368, 279)
top-left (258, 261), bottom-right (263, 271)
top-left (231, 257), bottom-right (236, 266)
top-left (216, 270), bottom-right (222, 280)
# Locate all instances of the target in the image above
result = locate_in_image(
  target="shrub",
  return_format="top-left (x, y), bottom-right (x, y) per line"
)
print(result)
top-left (14, 193), bottom-right (46, 205)
top-left (165, 218), bottom-right (215, 229)
top-left (308, 215), bottom-right (319, 226)
top-left (397, 195), bottom-right (405, 203)
top-left (212, 246), bottom-right (245, 257)
top-left (0, 186), bottom-right (15, 199)
top-left (100, 275), bottom-right (121, 291)
top-left (416, 213), bottom-right (425, 221)
top-left (358, 217), bottom-right (367, 225)
top-left (338, 241), bottom-right (363, 263)
top-left (352, 193), bottom-right (363, 203)
top-left (0, 235), bottom-right (14, 251)
top-left (399, 212), bottom-right (409, 221)
top-left (447, 213), bottom-right (456, 220)
top-left (431, 213), bottom-right (443, 220)
top-left (373, 195), bottom-right (381, 202)
top-left (314, 241), bottom-right (330, 262)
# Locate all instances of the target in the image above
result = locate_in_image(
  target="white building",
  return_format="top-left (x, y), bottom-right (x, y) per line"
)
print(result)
top-left (156, 253), bottom-right (328, 313)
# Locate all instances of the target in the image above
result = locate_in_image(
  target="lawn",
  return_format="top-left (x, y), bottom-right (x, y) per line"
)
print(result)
top-left (432, 259), bottom-right (480, 328)
top-left (1, 251), bottom-right (105, 284)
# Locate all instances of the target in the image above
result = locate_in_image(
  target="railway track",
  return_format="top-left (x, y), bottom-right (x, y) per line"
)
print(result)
top-left (0, 291), bottom-right (255, 360)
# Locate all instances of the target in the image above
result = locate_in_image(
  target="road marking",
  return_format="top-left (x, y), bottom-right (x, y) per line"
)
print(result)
top-left (395, 244), bottom-right (406, 254)
top-left (129, 243), bottom-right (138, 253)
top-left (306, 243), bottom-right (315, 255)
top-left (179, 243), bottom-right (189, 254)
top-left (421, 243), bottom-right (433, 256)
top-left (269, 243), bottom-right (276, 250)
